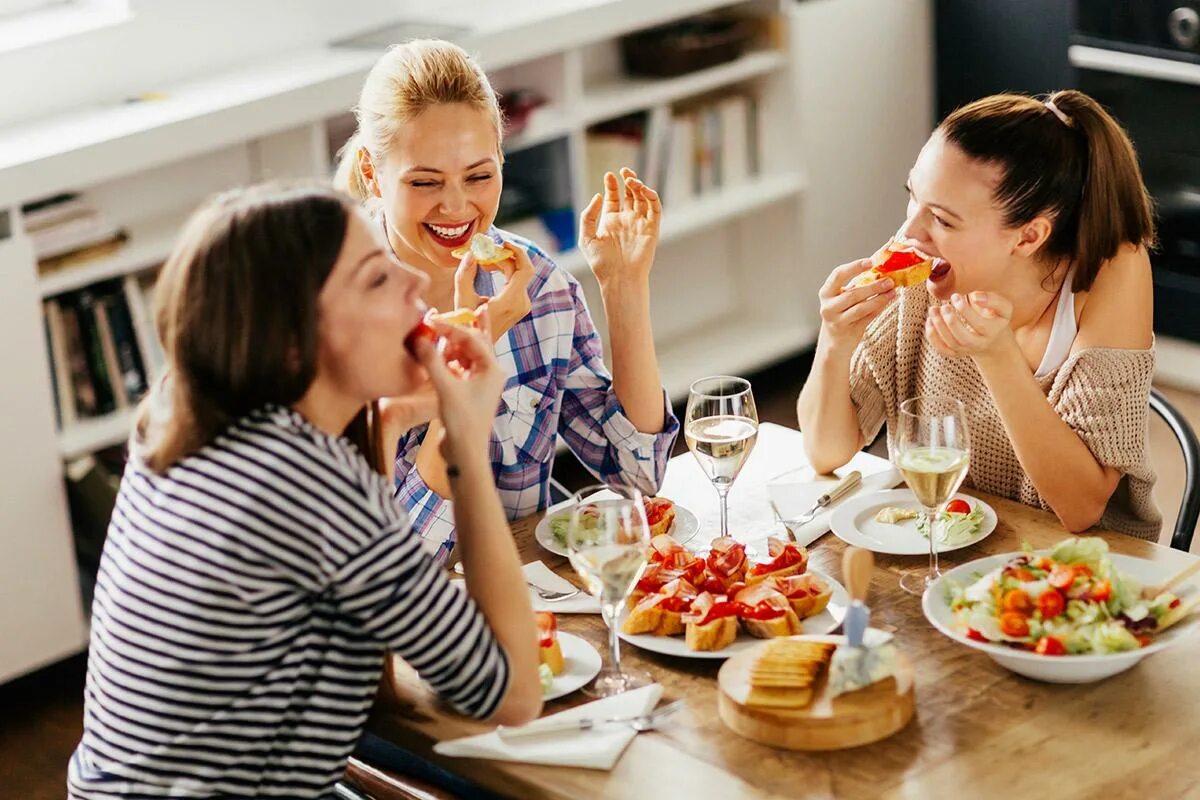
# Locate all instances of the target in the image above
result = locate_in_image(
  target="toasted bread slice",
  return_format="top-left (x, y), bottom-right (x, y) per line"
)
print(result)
top-left (686, 616), bottom-right (738, 651)
top-left (622, 603), bottom-right (663, 635)
top-left (741, 610), bottom-right (804, 639)
top-left (789, 587), bottom-right (833, 619)
top-left (745, 562), bottom-right (805, 586)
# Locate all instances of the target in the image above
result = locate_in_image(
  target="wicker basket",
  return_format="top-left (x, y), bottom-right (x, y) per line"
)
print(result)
top-left (620, 15), bottom-right (756, 78)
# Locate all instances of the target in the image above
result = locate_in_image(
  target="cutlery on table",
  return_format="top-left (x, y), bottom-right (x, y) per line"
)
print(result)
top-left (496, 699), bottom-right (684, 741)
top-left (528, 583), bottom-right (580, 603)
top-left (772, 471), bottom-right (863, 536)
top-left (1143, 559), bottom-right (1200, 600)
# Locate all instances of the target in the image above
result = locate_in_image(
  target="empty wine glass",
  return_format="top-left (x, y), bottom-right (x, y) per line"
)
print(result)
top-left (895, 395), bottom-right (971, 595)
top-left (565, 483), bottom-right (652, 697)
top-left (685, 376), bottom-right (759, 540)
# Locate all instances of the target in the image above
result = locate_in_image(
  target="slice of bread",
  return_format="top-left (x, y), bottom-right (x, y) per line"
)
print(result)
top-left (686, 616), bottom-right (738, 651)
top-left (741, 610), bottom-right (804, 639)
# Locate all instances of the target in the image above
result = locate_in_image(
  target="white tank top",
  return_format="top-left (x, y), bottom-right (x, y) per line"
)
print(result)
top-left (1034, 266), bottom-right (1078, 379)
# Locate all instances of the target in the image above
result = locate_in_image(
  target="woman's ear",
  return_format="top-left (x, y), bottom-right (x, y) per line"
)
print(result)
top-left (1013, 215), bottom-right (1053, 258)
top-left (357, 147), bottom-right (383, 199)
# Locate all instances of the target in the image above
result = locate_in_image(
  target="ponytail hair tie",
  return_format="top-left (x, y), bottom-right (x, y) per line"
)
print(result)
top-left (1044, 99), bottom-right (1073, 127)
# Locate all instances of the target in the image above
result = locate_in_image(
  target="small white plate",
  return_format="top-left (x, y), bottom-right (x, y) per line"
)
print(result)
top-left (829, 489), bottom-right (997, 556)
top-left (545, 632), bottom-right (602, 700)
top-left (617, 568), bottom-right (849, 660)
top-left (535, 502), bottom-right (701, 557)
top-left (924, 551), bottom-right (1200, 683)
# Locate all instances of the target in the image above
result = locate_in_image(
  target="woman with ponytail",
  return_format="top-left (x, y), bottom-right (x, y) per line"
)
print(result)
top-left (799, 90), bottom-right (1161, 539)
top-left (335, 40), bottom-right (678, 562)
top-left (68, 184), bottom-right (542, 799)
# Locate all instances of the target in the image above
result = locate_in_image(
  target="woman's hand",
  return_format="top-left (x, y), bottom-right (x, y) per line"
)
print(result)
top-left (817, 259), bottom-right (897, 356)
top-left (924, 291), bottom-right (1015, 360)
top-left (453, 245), bottom-right (534, 342)
top-left (411, 306), bottom-right (505, 465)
top-left (378, 384), bottom-right (437, 441)
top-left (579, 168), bottom-right (661, 291)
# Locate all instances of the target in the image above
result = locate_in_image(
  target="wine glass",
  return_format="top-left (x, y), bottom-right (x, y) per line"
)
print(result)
top-left (895, 395), bottom-right (971, 595)
top-left (685, 376), bottom-right (759, 541)
top-left (566, 483), bottom-right (653, 697)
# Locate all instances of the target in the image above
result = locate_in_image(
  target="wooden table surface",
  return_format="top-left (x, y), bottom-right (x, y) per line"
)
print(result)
top-left (367, 424), bottom-right (1200, 800)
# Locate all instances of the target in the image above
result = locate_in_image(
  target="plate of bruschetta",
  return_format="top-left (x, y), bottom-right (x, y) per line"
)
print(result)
top-left (616, 534), bottom-right (849, 659)
top-left (536, 495), bottom-right (699, 557)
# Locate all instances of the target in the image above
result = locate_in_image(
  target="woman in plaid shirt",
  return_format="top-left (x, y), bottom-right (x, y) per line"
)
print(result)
top-left (335, 40), bottom-right (679, 562)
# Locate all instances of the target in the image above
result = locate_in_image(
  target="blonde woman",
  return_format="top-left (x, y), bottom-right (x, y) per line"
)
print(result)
top-left (335, 40), bottom-right (678, 562)
top-left (799, 91), bottom-right (1160, 539)
top-left (67, 184), bottom-right (541, 799)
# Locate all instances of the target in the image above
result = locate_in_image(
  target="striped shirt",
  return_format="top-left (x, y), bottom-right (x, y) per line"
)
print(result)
top-left (396, 228), bottom-right (680, 562)
top-left (68, 405), bottom-right (510, 799)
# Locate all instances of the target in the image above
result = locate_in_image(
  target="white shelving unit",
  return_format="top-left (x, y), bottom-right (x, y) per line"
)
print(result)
top-left (0, 0), bottom-right (933, 683)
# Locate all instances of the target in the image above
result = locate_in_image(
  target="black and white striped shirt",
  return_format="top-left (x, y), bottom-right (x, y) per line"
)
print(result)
top-left (68, 405), bottom-right (510, 799)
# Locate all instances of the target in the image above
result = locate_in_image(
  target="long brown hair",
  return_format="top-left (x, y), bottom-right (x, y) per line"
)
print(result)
top-left (332, 39), bottom-right (504, 203)
top-left (939, 89), bottom-right (1156, 292)
top-left (134, 183), bottom-right (385, 474)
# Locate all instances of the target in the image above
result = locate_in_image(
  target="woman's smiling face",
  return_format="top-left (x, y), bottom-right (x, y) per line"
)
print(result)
top-left (899, 133), bottom-right (1035, 301)
top-left (372, 103), bottom-right (503, 272)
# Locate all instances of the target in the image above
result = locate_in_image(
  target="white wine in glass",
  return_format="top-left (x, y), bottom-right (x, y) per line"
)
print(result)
top-left (566, 484), bottom-right (652, 697)
top-left (896, 396), bottom-right (971, 596)
top-left (685, 377), bottom-right (758, 541)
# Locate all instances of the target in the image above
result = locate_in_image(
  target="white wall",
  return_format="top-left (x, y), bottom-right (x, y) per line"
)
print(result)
top-left (0, 0), bottom-right (402, 128)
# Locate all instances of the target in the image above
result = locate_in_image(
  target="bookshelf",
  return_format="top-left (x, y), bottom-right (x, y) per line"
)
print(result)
top-left (0, 0), bottom-right (934, 684)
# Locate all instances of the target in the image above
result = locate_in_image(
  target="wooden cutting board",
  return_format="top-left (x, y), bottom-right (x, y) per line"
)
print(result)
top-left (717, 636), bottom-right (915, 751)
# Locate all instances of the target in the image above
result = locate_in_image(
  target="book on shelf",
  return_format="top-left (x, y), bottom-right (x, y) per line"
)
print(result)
top-left (584, 114), bottom-right (645, 199)
top-left (127, 272), bottom-right (165, 379)
top-left (24, 192), bottom-right (129, 271)
top-left (44, 279), bottom-right (157, 429)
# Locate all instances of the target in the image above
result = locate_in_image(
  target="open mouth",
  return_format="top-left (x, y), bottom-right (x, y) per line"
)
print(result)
top-left (422, 219), bottom-right (476, 250)
top-left (928, 259), bottom-right (952, 282)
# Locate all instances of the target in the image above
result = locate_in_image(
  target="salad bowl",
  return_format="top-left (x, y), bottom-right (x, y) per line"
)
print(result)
top-left (923, 540), bottom-right (1199, 683)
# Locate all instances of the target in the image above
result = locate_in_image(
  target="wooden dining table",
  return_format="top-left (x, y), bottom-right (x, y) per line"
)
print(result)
top-left (365, 423), bottom-right (1200, 800)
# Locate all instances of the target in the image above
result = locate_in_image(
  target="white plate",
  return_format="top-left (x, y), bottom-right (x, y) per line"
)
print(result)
top-left (829, 489), bottom-right (997, 556)
top-left (535, 502), bottom-right (701, 557)
top-left (617, 568), bottom-right (849, 660)
top-left (923, 551), bottom-right (1200, 683)
top-left (545, 632), bottom-right (602, 700)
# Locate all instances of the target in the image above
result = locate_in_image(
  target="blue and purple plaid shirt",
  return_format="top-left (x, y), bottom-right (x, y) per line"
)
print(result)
top-left (394, 228), bottom-right (680, 563)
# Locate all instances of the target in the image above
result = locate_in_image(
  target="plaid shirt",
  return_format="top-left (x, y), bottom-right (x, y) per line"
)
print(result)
top-left (394, 228), bottom-right (680, 563)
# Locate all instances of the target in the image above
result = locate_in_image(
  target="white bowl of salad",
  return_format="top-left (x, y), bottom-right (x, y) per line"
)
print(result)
top-left (922, 537), bottom-right (1198, 683)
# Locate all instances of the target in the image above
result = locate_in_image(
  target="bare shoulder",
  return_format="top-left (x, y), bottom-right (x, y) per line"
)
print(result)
top-left (1074, 244), bottom-right (1153, 351)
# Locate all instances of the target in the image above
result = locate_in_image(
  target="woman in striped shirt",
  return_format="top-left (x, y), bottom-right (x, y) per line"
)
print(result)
top-left (68, 183), bottom-right (543, 799)
top-left (334, 40), bottom-right (680, 562)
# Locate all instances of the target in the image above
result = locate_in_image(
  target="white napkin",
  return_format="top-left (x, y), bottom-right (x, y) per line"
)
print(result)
top-left (767, 451), bottom-right (902, 546)
top-left (453, 561), bottom-right (601, 614)
top-left (434, 683), bottom-right (664, 769)
top-left (523, 561), bottom-right (600, 614)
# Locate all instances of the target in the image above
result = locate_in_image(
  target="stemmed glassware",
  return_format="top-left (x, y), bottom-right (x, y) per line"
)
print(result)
top-left (684, 376), bottom-right (759, 540)
top-left (894, 395), bottom-right (972, 595)
top-left (565, 483), bottom-right (653, 697)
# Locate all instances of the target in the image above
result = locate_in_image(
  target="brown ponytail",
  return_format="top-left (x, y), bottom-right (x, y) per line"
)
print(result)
top-left (939, 90), bottom-right (1155, 292)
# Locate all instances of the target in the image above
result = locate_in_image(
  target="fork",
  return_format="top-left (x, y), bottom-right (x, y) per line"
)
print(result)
top-left (528, 582), bottom-right (580, 603)
top-left (773, 471), bottom-right (863, 535)
top-left (497, 699), bottom-right (685, 740)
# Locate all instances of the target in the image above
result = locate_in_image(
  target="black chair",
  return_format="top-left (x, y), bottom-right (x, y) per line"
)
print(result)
top-left (1150, 388), bottom-right (1200, 552)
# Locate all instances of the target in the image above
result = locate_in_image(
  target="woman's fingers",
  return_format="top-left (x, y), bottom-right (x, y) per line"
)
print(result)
top-left (619, 167), bottom-right (637, 210)
top-left (841, 287), bottom-right (897, 323)
top-left (603, 172), bottom-right (622, 213)
top-left (452, 252), bottom-right (480, 309)
top-left (824, 276), bottom-right (894, 316)
top-left (579, 192), bottom-right (602, 243)
top-left (821, 258), bottom-right (875, 297)
top-left (627, 177), bottom-right (649, 218)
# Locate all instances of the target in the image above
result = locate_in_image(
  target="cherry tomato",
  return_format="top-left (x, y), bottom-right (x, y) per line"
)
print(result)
top-left (945, 499), bottom-right (971, 515)
top-left (1136, 635), bottom-right (1153, 647)
top-left (1035, 636), bottom-right (1066, 656)
top-left (999, 612), bottom-right (1030, 638)
top-left (1008, 567), bottom-right (1036, 583)
top-left (966, 628), bottom-right (989, 643)
top-left (1002, 589), bottom-right (1034, 615)
top-left (1037, 589), bottom-right (1066, 618)
top-left (1048, 567), bottom-right (1076, 590)
top-left (403, 319), bottom-right (437, 357)
top-left (1088, 581), bottom-right (1112, 603)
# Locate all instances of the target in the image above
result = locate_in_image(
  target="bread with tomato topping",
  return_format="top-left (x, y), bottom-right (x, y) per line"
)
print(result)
top-left (734, 583), bottom-right (804, 639)
top-left (745, 538), bottom-right (809, 585)
top-left (644, 497), bottom-right (676, 538)
top-left (621, 579), bottom-right (696, 636)
top-left (683, 592), bottom-right (739, 651)
top-left (536, 612), bottom-right (564, 675)
top-left (843, 237), bottom-right (935, 291)
top-left (767, 574), bottom-right (833, 619)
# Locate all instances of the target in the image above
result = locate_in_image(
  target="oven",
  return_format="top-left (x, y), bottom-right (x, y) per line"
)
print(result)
top-left (1071, 1), bottom-right (1200, 343)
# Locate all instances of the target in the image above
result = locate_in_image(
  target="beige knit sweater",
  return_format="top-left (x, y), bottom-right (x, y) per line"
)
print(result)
top-left (848, 286), bottom-right (1161, 540)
